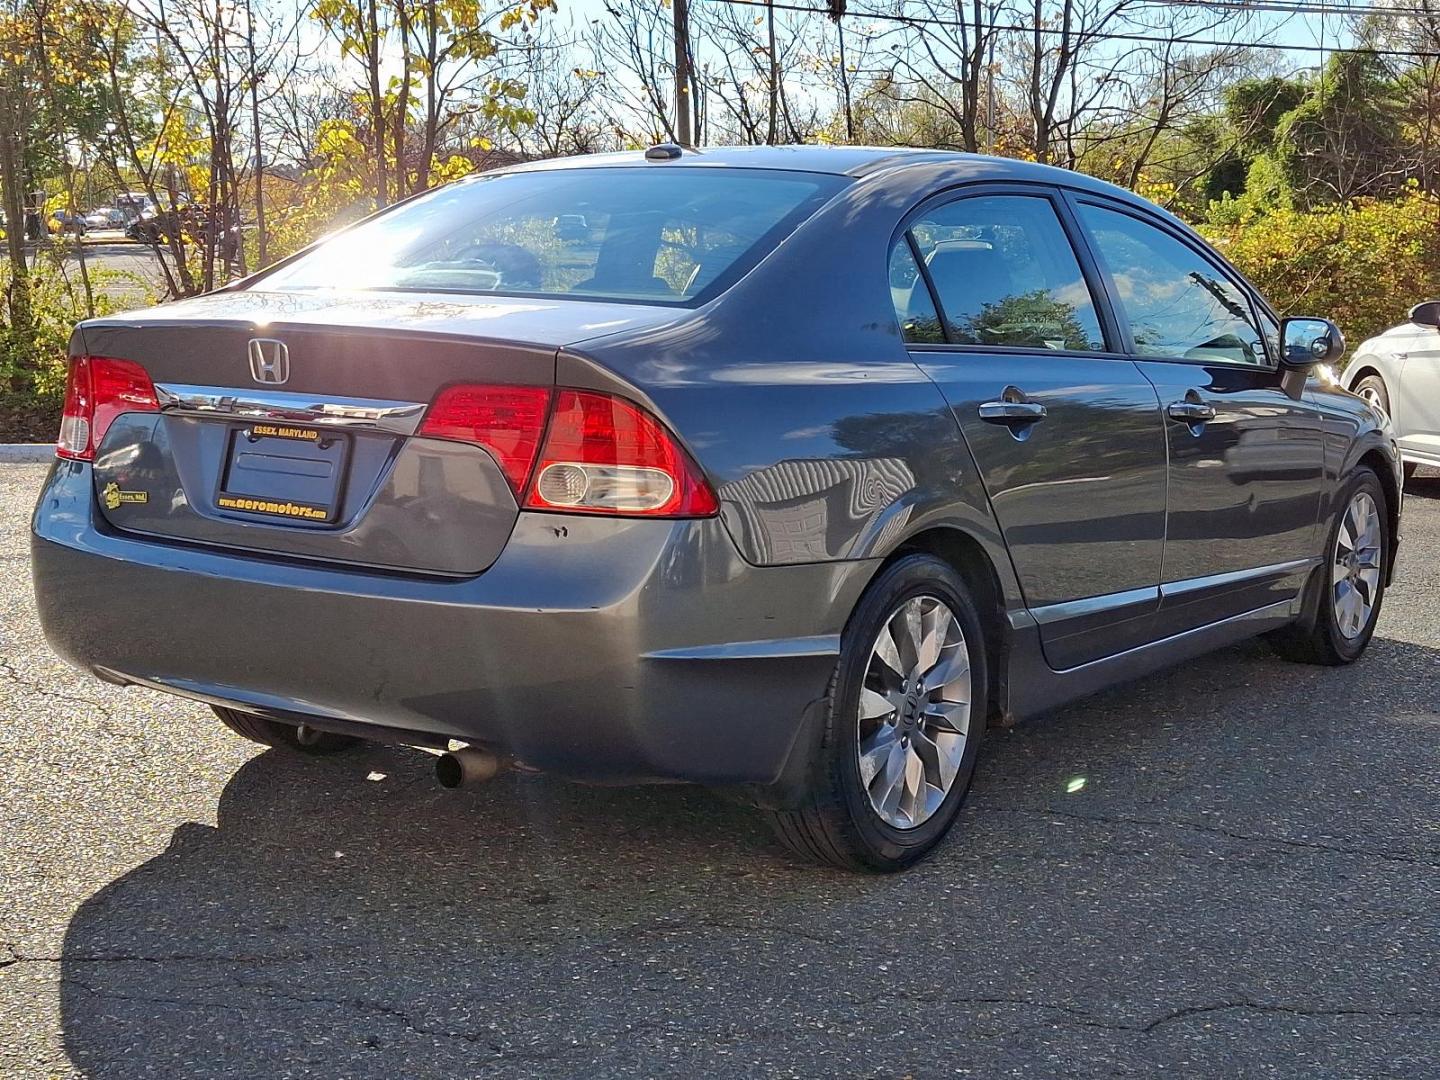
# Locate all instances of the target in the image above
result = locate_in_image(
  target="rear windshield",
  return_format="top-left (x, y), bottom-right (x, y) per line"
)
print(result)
top-left (258, 167), bottom-right (848, 305)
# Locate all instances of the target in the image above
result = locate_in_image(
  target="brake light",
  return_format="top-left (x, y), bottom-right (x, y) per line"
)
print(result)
top-left (417, 383), bottom-right (552, 493)
top-left (56, 355), bottom-right (160, 461)
top-left (524, 389), bottom-right (718, 517)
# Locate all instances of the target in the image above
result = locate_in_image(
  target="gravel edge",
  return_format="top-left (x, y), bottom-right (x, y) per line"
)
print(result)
top-left (0, 445), bottom-right (54, 463)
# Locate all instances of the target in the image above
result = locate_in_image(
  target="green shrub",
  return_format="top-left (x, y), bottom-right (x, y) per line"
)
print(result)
top-left (1, 261), bottom-right (157, 430)
top-left (1198, 187), bottom-right (1440, 352)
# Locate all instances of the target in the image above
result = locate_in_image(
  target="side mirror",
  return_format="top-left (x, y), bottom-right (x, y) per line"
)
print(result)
top-left (1410, 300), bottom-right (1440, 328)
top-left (1280, 316), bottom-right (1344, 369)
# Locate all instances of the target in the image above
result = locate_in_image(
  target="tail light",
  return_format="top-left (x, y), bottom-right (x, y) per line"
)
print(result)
top-left (56, 356), bottom-right (160, 461)
top-left (418, 383), bottom-right (717, 518)
top-left (418, 384), bottom-right (552, 492)
top-left (525, 389), bottom-right (718, 517)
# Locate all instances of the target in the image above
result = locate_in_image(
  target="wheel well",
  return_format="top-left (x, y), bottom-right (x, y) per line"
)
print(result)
top-left (886, 527), bottom-right (1007, 718)
top-left (1345, 365), bottom-right (1383, 393)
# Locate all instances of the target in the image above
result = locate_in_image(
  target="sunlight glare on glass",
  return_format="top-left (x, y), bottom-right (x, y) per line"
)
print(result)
top-left (299, 224), bottom-right (427, 290)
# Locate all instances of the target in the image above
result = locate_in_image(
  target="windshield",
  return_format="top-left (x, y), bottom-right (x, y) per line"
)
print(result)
top-left (258, 167), bottom-right (848, 304)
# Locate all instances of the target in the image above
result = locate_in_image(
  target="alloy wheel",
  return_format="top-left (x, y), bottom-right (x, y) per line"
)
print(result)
top-left (1357, 385), bottom-right (1388, 417)
top-left (856, 595), bottom-right (971, 829)
top-left (1332, 490), bottom-right (1383, 640)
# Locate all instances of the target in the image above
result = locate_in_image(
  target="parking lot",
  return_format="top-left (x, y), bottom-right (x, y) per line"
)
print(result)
top-left (59, 239), bottom-right (168, 306)
top-left (1, 458), bottom-right (1437, 1077)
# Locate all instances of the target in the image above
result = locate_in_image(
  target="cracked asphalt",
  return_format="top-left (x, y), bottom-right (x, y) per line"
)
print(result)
top-left (2, 459), bottom-right (1438, 1079)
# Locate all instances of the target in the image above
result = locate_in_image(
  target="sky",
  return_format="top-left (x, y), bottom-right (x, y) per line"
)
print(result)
top-left (279, 0), bottom-right (1401, 147)
top-left (554, 0), bottom-right (1396, 94)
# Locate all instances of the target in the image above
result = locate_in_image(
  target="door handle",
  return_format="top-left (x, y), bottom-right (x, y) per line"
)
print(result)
top-left (978, 400), bottom-right (1048, 423)
top-left (1167, 400), bottom-right (1217, 423)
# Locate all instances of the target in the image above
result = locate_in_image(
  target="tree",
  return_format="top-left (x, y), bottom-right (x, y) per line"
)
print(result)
top-left (590, 0), bottom-right (692, 145)
top-left (0, 1), bottom-right (38, 365)
top-left (1, 0), bottom-right (124, 371)
top-left (1272, 52), bottom-right (1413, 207)
top-left (507, 24), bottom-right (611, 157)
top-left (1201, 188), bottom-right (1440, 344)
top-left (312, 0), bottom-right (551, 208)
top-left (1002, 0), bottom-right (1249, 167)
top-left (870, 0), bottom-right (1004, 152)
top-left (696, 0), bottom-right (824, 144)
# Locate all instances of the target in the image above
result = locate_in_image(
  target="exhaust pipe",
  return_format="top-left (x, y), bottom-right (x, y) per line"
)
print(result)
top-left (435, 746), bottom-right (503, 789)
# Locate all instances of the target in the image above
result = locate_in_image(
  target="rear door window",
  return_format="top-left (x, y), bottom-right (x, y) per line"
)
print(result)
top-left (1075, 202), bottom-right (1271, 367)
top-left (888, 241), bottom-right (944, 344)
top-left (259, 168), bottom-right (848, 305)
top-left (905, 194), bottom-right (1106, 352)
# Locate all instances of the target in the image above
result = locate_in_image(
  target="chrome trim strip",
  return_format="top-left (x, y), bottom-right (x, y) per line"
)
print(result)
top-left (1027, 558), bottom-right (1317, 630)
top-left (1160, 557), bottom-right (1317, 601)
top-left (643, 634), bottom-right (841, 661)
top-left (1030, 584), bottom-right (1158, 627)
top-left (154, 383), bottom-right (426, 435)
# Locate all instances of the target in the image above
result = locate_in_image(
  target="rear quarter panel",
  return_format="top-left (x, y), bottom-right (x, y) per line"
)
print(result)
top-left (561, 165), bottom-right (1026, 610)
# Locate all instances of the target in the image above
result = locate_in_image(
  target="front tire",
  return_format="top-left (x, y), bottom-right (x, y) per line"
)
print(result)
top-left (212, 705), bottom-right (361, 754)
top-left (1354, 374), bottom-right (1391, 417)
top-left (1270, 467), bottom-right (1388, 665)
top-left (766, 554), bottom-right (988, 872)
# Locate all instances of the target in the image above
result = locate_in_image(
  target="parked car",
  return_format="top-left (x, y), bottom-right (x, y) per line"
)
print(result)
top-left (84, 207), bottom-right (123, 229)
top-left (1342, 301), bottom-right (1440, 481)
top-left (31, 146), bottom-right (1401, 872)
top-left (47, 209), bottom-right (86, 235)
top-left (125, 203), bottom-right (234, 250)
top-left (555, 213), bottom-right (590, 242)
top-left (116, 191), bottom-right (157, 221)
top-left (125, 209), bottom-right (172, 244)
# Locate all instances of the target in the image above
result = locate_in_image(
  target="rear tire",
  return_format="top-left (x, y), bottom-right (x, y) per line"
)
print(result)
top-left (212, 705), bottom-right (361, 754)
top-left (1270, 467), bottom-right (1388, 666)
top-left (765, 554), bottom-right (988, 873)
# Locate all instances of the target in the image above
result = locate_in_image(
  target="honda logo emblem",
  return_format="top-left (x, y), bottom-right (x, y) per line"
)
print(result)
top-left (248, 338), bottom-right (289, 385)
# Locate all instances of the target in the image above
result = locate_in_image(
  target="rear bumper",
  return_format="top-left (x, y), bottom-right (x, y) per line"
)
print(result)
top-left (31, 460), bottom-right (876, 783)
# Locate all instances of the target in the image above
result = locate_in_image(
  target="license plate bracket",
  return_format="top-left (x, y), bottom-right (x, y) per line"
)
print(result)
top-left (216, 423), bottom-right (350, 524)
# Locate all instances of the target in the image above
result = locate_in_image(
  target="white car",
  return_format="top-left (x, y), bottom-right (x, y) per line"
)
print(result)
top-left (1343, 300), bottom-right (1440, 481)
top-left (84, 207), bottom-right (122, 229)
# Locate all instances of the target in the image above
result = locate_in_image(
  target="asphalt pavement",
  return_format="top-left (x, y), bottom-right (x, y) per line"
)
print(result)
top-left (56, 239), bottom-right (166, 306)
top-left (1, 461), bottom-right (1437, 1078)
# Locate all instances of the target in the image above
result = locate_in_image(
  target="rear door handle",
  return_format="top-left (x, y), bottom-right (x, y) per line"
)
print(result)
top-left (978, 400), bottom-right (1048, 423)
top-left (1167, 400), bottom-right (1217, 423)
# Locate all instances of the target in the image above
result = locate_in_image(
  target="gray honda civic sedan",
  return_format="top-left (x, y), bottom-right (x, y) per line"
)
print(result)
top-left (31, 146), bottom-right (1400, 871)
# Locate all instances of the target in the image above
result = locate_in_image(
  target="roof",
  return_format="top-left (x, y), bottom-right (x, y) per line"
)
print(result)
top-left (494, 144), bottom-right (951, 178)
top-left (491, 143), bottom-right (1142, 203)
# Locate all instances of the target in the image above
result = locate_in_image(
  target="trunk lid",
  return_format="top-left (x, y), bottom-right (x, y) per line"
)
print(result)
top-left (79, 289), bottom-right (683, 575)
top-left (78, 288), bottom-right (680, 397)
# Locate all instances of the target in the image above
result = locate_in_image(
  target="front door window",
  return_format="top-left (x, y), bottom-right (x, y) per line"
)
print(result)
top-left (1075, 202), bottom-right (1269, 367)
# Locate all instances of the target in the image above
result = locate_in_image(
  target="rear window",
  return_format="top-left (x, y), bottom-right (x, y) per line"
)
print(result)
top-left (258, 167), bottom-right (848, 304)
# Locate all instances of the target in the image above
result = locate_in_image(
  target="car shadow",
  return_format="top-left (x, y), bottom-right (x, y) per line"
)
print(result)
top-left (56, 634), bottom-right (1440, 1077)
top-left (1405, 468), bottom-right (1440, 499)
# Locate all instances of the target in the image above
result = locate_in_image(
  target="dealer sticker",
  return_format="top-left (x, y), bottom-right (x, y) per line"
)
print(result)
top-left (216, 494), bottom-right (330, 521)
top-left (248, 423), bottom-right (320, 442)
top-left (101, 483), bottom-right (149, 511)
